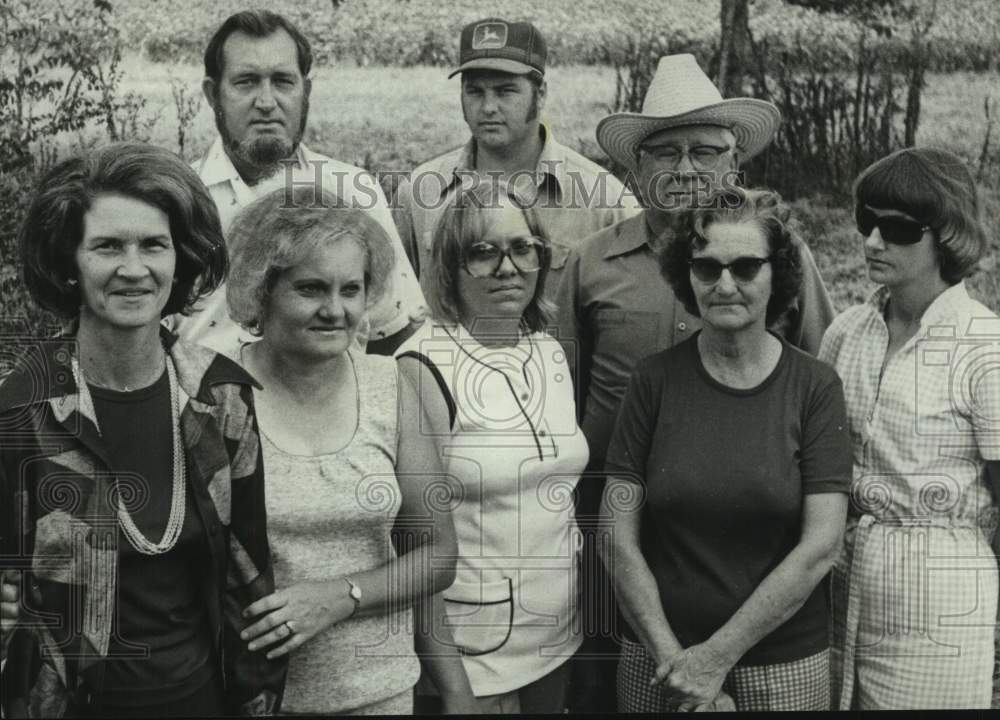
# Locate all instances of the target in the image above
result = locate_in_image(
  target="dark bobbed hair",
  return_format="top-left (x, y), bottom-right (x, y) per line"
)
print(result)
top-left (428, 179), bottom-right (554, 333)
top-left (19, 142), bottom-right (227, 319)
top-left (853, 147), bottom-right (986, 284)
top-left (661, 188), bottom-right (802, 327)
top-left (204, 10), bottom-right (313, 83)
top-left (226, 185), bottom-right (395, 334)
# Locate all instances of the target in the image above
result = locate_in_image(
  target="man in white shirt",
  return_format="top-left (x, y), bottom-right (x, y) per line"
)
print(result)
top-left (174, 10), bottom-right (425, 357)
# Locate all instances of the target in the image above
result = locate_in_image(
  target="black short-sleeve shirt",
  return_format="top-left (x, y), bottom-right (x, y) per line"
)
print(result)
top-left (605, 333), bottom-right (851, 665)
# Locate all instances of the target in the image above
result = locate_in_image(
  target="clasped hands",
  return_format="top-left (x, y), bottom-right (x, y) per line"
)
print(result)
top-left (652, 642), bottom-right (737, 712)
top-left (240, 580), bottom-right (355, 660)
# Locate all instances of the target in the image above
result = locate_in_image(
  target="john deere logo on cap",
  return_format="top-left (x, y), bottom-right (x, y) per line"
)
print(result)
top-left (472, 22), bottom-right (507, 50)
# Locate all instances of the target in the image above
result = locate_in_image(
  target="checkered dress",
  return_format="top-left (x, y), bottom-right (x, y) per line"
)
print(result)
top-left (819, 283), bottom-right (1000, 710)
top-left (617, 638), bottom-right (830, 711)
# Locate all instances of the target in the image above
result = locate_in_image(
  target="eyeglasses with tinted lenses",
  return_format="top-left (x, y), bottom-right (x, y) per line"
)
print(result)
top-left (640, 143), bottom-right (732, 170)
top-left (463, 238), bottom-right (544, 278)
top-left (688, 256), bottom-right (771, 283)
top-left (856, 206), bottom-right (930, 245)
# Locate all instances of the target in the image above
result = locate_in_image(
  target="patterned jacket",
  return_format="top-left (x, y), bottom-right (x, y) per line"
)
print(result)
top-left (0, 328), bottom-right (286, 716)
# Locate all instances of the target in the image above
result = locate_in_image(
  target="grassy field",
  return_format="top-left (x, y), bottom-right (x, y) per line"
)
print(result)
top-left (118, 62), bottom-right (621, 170)
top-left (81, 60), bottom-right (1000, 314)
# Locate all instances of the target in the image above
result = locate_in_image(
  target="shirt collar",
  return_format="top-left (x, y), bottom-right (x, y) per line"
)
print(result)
top-left (865, 281), bottom-right (972, 327)
top-left (440, 322), bottom-right (536, 367)
top-left (535, 124), bottom-right (570, 192)
top-left (0, 335), bottom-right (77, 412)
top-left (865, 285), bottom-right (892, 314)
top-left (919, 281), bottom-right (973, 327)
top-left (601, 213), bottom-right (656, 259)
top-left (443, 123), bottom-right (566, 193)
top-left (196, 136), bottom-right (311, 188)
top-left (0, 325), bottom-right (258, 414)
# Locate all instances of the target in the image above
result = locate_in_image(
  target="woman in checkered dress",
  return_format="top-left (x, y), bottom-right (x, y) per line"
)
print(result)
top-left (601, 189), bottom-right (853, 712)
top-left (819, 148), bottom-right (1000, 709)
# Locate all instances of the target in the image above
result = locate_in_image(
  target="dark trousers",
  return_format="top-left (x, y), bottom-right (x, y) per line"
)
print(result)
top-left (78, 673), bottom-right (226, 718)
top-left (566, 472), bottom-right (626, 714)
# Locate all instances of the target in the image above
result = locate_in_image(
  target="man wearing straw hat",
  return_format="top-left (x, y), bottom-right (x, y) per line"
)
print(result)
top-left (393, 17), bottom-right (640, 309)
top-left (556, 53), bottom-right (835, 713)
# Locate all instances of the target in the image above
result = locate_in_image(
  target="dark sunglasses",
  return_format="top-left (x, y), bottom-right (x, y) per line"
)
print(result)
top-left (688, 256), bottom-right (771, 283)
top-left (856, 206), bottom-right (931, 246)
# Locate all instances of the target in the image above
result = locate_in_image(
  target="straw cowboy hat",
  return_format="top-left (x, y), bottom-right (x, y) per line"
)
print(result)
top-left (597, 54), bottom-right (781, 170)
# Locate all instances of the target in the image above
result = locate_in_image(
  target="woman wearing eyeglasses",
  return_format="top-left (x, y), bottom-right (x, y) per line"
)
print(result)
top-left (600, 188), bottom-right (851, 712)
top-left (395, 179), bottom-right (589, 714)
top-left (819, 148), bottom-right (1000, 710)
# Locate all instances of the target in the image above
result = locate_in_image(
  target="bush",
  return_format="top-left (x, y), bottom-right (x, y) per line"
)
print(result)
top-left (0, 168), bottom-right (60, 333)
top-left (1, 0), bottom-right (156, 335)
top-left (740, 1), bottom-right (939, 198)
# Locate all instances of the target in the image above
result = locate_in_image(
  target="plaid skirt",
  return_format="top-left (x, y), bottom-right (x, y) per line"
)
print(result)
top-left (617, 638), bottom-right (830, 712)
top-left (831, 515), bottom-right (997, 709)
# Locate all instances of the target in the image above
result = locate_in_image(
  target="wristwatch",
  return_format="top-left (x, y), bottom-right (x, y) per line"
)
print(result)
top-left (344, 577), bottom-right (362, 618)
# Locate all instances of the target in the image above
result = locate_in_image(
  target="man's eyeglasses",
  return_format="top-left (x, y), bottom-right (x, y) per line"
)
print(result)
top-left (856, 206), bottom-right (931, 246)
top-left (688, 256), bottom-right (771, 283)
top-left (462, 238), bottom-right (545, 278)
top-left (639, 143), bottom-right (733, 171)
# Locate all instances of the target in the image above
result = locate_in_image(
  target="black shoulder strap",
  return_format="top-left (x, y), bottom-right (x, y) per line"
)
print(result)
top-left (398, 351), bottom-right (456, 430)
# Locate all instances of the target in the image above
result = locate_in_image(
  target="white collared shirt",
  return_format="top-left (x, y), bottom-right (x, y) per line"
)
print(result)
top-left (170, 138), bottom-right (426, 358)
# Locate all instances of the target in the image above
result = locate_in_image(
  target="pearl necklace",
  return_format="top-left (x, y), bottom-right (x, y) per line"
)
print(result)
top-left (72, 353), bottom-right (187, 555)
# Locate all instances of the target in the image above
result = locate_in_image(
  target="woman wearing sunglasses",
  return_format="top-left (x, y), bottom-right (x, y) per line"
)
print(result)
top-left (395, 180), bottom-right (589, 713)
top-left (819, 148), bottom-right (1000, 709)
top-left (600, 188), bottom-right (851, 712)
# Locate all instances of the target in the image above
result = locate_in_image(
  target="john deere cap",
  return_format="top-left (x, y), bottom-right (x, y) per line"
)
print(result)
top-left (448, 18), bottom-right (546, 79)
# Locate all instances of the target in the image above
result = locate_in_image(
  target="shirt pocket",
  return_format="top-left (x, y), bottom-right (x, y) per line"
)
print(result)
top-left (443, 577), bottom-right (514, 657)
top-left (592, 308), bottom-right (671, 368)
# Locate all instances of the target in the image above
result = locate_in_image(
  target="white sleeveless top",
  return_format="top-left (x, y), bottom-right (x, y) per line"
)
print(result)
top-left (397, 321), bottom-right (589, 696)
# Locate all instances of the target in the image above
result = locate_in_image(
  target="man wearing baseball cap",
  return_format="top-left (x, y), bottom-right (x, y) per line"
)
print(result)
top-left (393, 17), bottom-right (640, 310)
top-left (554, 53), bottom-right (836, 712)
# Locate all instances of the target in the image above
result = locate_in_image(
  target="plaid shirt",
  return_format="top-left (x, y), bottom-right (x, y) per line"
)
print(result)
top-left (819, 282), bottom-right (1000, 709)
top-left (0, 328), bottom-right (286, 716)
top-left (818, 281), bottom-right (1000, 524)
